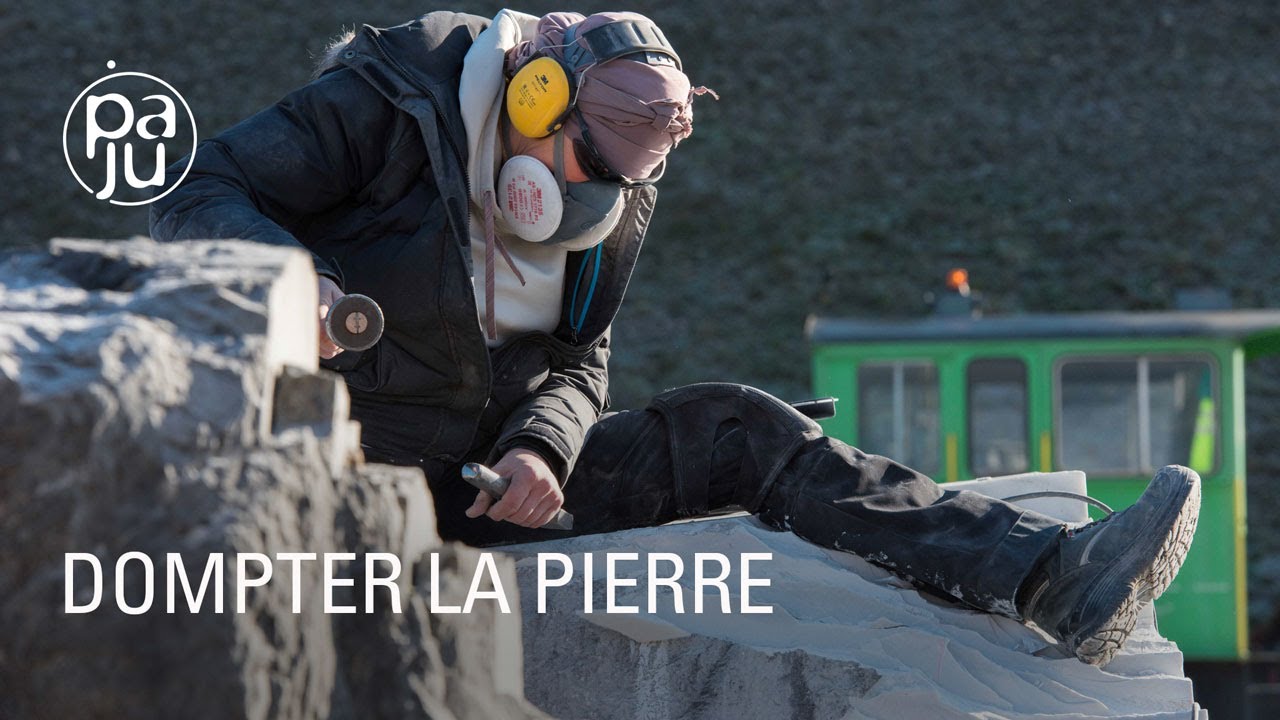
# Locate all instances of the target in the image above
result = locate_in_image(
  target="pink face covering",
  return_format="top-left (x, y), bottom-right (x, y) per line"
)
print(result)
top-left (506, 11), bottom-right (714, 181)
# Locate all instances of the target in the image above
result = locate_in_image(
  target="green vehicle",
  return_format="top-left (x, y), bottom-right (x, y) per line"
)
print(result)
top-left (807, 278), bottom-right (1280, 675)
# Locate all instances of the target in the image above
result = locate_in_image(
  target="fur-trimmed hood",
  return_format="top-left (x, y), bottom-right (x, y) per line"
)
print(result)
top-left (313, 27), bottom-right (359, 79)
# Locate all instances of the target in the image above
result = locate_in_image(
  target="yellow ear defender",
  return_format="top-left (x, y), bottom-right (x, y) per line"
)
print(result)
top-left (506, 56), bottom-right (575, 138)
top-left (506, 19), bottom-right (682, 140)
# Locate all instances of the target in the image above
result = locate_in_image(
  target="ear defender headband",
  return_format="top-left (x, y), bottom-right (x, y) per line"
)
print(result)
top-left (506, 19), bottom-right (681, 140)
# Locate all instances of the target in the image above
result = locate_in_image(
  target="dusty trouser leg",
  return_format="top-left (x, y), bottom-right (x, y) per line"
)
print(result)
top-left (638, 383), bottom-right (1067, 618)
top-left (758, 437), bottom-right (1066, 617)
top-left (554, 407), bottom-right (684, 534)
top-left (465, 380), bottom-right (1066, 616)
top-left (528, 382), bottom-right (824, 537)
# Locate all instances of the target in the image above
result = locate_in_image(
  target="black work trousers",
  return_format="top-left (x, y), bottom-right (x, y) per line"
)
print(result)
top-left (408, 383), bottom-right (1067, 618)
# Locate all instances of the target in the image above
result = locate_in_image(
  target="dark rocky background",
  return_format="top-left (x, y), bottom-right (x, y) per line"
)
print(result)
top-left (5, 0), bottom-right (1280, 648)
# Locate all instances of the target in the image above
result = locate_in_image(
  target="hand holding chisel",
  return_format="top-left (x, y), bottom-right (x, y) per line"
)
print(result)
top-left (461, 463), bottom-right (575, 530)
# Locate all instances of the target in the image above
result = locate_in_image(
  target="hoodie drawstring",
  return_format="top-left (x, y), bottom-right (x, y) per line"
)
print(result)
top-left (482, 189), bottom-right (526, 341)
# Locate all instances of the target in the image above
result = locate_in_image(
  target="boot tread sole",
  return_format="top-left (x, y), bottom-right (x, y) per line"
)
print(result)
top-left (1070, 467), bottom-right (1201, 666)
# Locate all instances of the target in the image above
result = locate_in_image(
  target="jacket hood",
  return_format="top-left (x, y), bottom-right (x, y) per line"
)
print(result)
top-left (313, 11), bottom-right (490, 85)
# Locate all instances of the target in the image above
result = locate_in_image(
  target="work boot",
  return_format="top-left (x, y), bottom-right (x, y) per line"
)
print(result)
top-left (1017, 465), bottom-right (1201, 666)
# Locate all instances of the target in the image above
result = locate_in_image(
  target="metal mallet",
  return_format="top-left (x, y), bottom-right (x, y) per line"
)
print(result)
top-left (461, 463), bottom-right (575, 531)
top-left (325, 293), bottom-right (384, 352)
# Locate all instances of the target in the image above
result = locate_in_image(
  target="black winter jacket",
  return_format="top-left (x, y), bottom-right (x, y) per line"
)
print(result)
top-left (149, 12), bottom-right (657, 478)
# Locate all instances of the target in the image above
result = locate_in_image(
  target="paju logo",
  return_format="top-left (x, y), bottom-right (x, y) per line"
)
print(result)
top-left (62, 61), bottom-right (197, 206)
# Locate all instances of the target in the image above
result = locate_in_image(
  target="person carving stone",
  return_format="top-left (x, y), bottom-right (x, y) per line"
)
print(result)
top-left (150, 8), bottom-right (1200, 666)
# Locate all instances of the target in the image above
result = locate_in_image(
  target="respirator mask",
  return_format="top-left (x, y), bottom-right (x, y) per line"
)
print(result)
top-left (495, 130), bottom-right (624, 251)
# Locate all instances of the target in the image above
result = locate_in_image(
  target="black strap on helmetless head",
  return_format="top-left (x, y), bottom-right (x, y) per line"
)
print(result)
top-left (562, 19), bottom-right (682, 73)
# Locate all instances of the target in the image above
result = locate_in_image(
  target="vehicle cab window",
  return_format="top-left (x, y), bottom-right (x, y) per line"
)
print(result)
top-left (858, 361), bottom-right (940, 476)
top-left (968, 358), bottom-right (1029, 477)
top-left (1056, 355), bottom-right (1217, 475)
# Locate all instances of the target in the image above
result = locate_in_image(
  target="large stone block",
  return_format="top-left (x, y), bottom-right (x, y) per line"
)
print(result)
top-left (512, 516), bottom-right (1206, 720)
top-left (0, 238), bottom-right (547, 720)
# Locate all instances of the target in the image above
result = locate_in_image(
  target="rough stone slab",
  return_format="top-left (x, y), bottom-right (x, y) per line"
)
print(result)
top-left (0, 238), bottom-right (548, 720)
top-left (511, 516), bottom-right (1203, 720)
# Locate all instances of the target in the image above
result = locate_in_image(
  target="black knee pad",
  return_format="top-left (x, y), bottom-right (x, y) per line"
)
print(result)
top-left (646, 382), bottom-right (823, 515)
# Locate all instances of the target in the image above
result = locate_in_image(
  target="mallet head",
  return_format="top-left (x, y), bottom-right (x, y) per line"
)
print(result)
top-left (325, 293), bottom-right (384, 352)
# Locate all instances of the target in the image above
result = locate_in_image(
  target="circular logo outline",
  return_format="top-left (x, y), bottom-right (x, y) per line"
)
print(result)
top-left (62, 70), bottom-right (198, 207)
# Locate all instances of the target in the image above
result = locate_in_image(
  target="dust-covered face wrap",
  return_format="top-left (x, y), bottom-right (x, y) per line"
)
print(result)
top-left (496, 131), bottom-right (624, 250)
